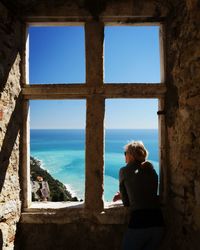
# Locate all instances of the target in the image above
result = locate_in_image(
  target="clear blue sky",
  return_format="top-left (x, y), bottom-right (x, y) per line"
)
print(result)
top-left (29, 25), bottom-right (160, 129)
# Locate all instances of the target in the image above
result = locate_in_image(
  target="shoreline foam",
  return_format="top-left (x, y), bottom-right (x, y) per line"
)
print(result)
top-left (64, 184), bottom-right (78, 198)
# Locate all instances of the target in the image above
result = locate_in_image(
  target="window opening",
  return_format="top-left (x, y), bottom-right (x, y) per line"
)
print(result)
top-left (104, 26), bottom-right (160, 83)
top-left (28, 26), bottom-right (85, 84)
top-left (104, 99), bottom-right (159, 202)
top-left (23, 22), bottom-right (165, 212)
top-left (30, 100), bottom-right (86, 203)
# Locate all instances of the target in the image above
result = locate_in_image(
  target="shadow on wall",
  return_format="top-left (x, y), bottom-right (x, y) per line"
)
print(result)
top-left (0, 12), bottom-right (23, 193)
top-left (0, 93), bottom-right (22, 193)
top-left (14, 223), bottom-right (126, 250)
top-left (0, 13), bottom-right (21, 93)
top-left (0, 230), bottom-right (2, 249)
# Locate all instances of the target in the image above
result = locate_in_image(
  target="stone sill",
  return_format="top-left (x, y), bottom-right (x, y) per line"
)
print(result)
top-left (23, 200), bottom-right (123, 210)
top-left (20, 201), bottom-right (129, 224)
top-left (26, 201), bottom-right (84, 210)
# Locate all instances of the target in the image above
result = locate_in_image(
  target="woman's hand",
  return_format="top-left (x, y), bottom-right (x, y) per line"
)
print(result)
top-left (113, 191), bottom-right (121, 202)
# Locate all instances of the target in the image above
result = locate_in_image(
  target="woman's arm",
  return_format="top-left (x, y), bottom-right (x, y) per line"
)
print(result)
top-left (113, 191), bottom-right (121, 202)
top-left (119, 168), bottom-right (130, 207)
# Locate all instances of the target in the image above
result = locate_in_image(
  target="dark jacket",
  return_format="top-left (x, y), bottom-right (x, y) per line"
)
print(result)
top-left (119, 161), bottom-right (159, 211)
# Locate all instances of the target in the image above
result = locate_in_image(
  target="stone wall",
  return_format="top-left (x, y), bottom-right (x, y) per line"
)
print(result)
top-left (0, 3), bottom-right (22, 250)
top-left (0, 0), bottom-right (200, 250)
top-left (164, 0), bottom-right (200, 249)
top-left (15, 223), bottom-right (126, 250)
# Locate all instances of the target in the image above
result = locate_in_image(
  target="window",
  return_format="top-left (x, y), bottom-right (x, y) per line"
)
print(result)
top-left (28, 26), bottom-right (85, 84)
top-left (105, 99), bottom-right (159, 202)
top-left (22, 22), bottom-right (166, 212)
top-left (30, 100), bottom-right (86, 203)
top-left (104, 26), bottom-right (160, 83)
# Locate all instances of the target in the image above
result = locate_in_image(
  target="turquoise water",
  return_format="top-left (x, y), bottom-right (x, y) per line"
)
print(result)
top-left (30, 129), bottom-right (159, 201)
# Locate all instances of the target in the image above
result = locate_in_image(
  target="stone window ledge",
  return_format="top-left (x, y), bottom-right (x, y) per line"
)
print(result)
top-left (20, 201), bottom-right (129, 224)
top-left (23, 200), bottom-right (123, 210)
top-left (27, 201), bottom-right (84, 210)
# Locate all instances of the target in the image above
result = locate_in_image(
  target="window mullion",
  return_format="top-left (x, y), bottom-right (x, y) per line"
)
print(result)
top-left (85, 21), bottom-right (104, 212)
top-left (158, 98), bottom-right (167, 204)
top-left (85, 96), bottom-right (105, 211)
top-left (22, 100), bottom-right (31, 209)
top-left (85, 21), bottom-right (104, 86)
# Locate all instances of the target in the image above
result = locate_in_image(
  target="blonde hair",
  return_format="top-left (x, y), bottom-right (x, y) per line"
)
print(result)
top-left (124, 141), bottom-right (148, 163)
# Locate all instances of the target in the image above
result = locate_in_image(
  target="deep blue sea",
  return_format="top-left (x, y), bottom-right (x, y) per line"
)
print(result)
top-left (30, 129), bottom-right (159, 201)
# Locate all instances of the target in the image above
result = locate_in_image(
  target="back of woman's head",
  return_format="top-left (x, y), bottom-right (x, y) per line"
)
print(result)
top-left (124, 141), bottom-right (148, 163)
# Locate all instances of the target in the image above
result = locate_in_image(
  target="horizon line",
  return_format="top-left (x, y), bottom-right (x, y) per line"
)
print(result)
top-left (30, 128), bottom-right (158, 130)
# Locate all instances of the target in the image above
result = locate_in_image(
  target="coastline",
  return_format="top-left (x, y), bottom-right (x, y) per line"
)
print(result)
top-left (30, 156), bottom-right (78, 202)
top-left (30, 129), bottom-right (159, 201)
top-left (64, 184), bottom-right (78, 198)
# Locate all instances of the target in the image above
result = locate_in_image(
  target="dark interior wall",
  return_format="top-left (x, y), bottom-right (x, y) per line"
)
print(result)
top-left (0, 2), bottom-right (23, 249)
top-left (164, 1), bottom-right (200, 249)
top-left (14, 223), bottom-right (126, 250)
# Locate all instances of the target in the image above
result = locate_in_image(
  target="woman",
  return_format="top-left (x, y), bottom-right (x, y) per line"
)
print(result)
top-left (113, 141), bottom-right (164, 250)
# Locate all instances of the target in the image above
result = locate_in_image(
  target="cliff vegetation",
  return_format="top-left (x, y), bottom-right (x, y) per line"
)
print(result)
top-left (30, 156), bottom-right (78, 202)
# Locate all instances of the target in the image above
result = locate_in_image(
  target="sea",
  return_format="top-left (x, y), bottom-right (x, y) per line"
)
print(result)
top-left (30, 129), bottom-right (159, 201)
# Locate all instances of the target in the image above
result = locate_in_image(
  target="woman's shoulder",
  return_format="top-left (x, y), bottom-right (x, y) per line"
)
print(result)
top-left (120, 163), bottom-right (133, 172)
top-left (119, 165), bottom-right (131, 178)
top-left (141, 161), bottom-right (156, 174)
top-left (141, 161), bottom-right (153, 169)
top-left (119, 166), bottom-right (127, 173)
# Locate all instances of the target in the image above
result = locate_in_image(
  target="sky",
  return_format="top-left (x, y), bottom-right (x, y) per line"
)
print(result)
top-left (29, 25), bottom-right (160, 129)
